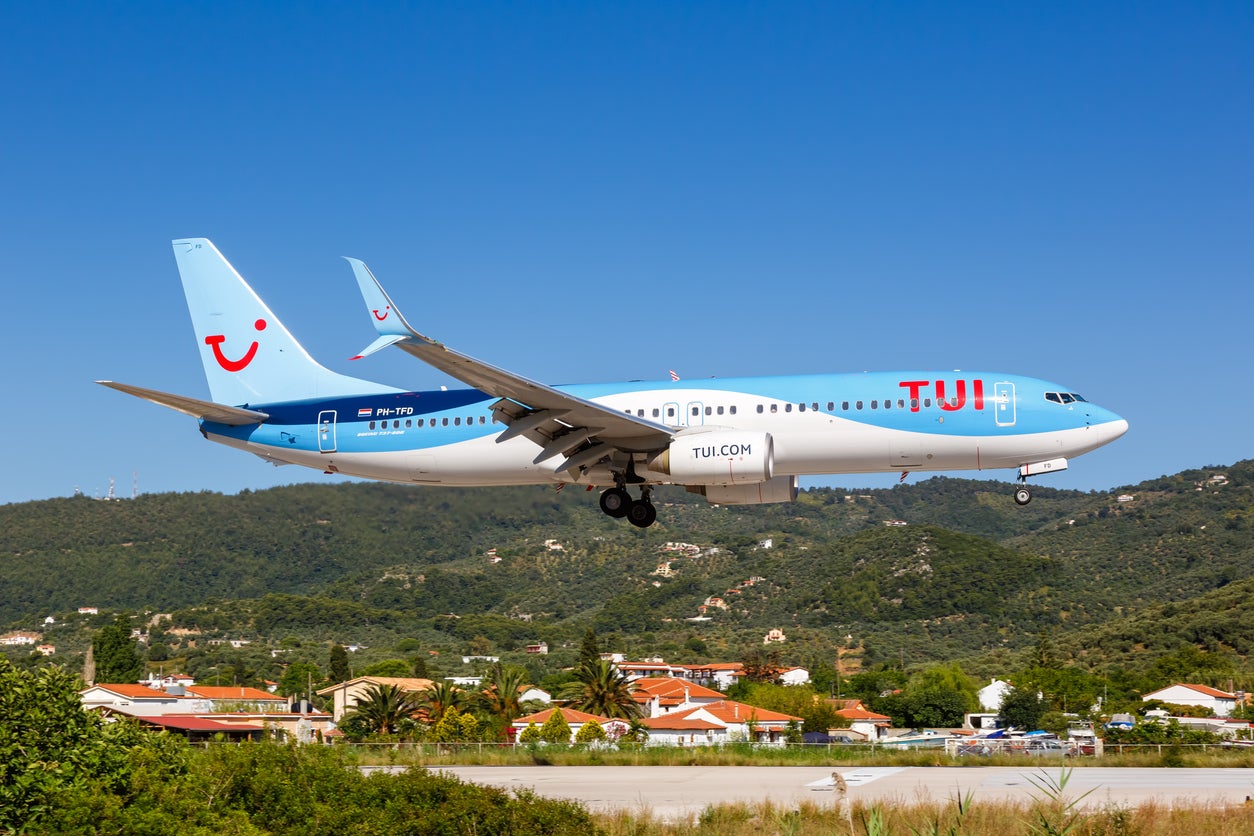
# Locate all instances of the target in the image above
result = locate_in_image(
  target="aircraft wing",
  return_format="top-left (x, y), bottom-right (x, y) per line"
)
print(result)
top-left (345, 258), bottom-right (674, 473)
top-left (97, 381), bottom-right (269, 426)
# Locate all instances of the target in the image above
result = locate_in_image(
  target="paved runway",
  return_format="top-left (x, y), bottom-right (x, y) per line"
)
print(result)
top-left (431, 766), bottom-right (1254, 821)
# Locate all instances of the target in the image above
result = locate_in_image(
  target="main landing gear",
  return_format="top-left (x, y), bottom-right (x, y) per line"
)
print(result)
top-left (599, 485), bottom-right (657, 528)
top-left (597, 458), bottom-right (657, 528)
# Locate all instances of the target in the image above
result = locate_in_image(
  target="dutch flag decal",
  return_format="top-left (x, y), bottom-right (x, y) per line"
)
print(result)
top-left (358, 408), bottom-right (372, 418)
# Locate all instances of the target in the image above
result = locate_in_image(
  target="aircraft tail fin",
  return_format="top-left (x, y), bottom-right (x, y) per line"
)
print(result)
top-left (172, 239), bottom-right (401, 405)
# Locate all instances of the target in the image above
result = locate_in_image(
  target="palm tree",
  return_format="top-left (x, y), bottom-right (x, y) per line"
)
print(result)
top-left (561, 659), bottom-right (641, 720)
top-left (480, 663), bottom-right (531, 725)
top-left (345, 683), bottom-right (422, 735)
top-left (417, 679), bottom-right (466, 723)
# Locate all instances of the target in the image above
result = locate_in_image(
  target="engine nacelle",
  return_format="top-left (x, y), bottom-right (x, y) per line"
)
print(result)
top-left (689, 475), bottom-right (799, 506)
top-left (648, 431), bottom-right (773, 485)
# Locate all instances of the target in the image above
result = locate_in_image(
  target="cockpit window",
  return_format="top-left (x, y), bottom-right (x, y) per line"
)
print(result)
top-left (1046, 392), bottom-right (1062, 404)
top-left (1070, 393), bottom-right (1087, 402)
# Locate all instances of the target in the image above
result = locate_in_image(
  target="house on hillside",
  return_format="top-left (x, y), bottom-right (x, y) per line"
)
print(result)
top-left (659, 699), bottom-right (802, 745)
top-left (632, 677), bottom-right (725, 717)
top-left (979, 678), bottom-right (1012, 711)
top-left (510, 707), bottom-right (629, 743)
top-left (833, 705), bottom-right (892, 741)
top-left (641, 714), bottom-right (727, 746)
top-left (81, 684), bottom-right (185, 716)
top-left (678, 662), bottom-right (745, 689)
top-left (1142, 684), bottom-right (1239, 717)
top-left (316, 676), bottom-right (434, 722)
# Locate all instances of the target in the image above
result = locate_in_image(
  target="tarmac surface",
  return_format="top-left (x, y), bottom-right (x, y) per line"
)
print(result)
top-left (427, 765), bottom-right (1254, 820)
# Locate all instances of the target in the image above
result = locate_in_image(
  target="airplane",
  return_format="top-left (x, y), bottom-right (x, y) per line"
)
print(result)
top-left (100, 238), bottom-right (1129, 528)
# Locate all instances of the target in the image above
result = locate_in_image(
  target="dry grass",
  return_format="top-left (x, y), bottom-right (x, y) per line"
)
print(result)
top-left (594, 797), bottom-right (1254, 835)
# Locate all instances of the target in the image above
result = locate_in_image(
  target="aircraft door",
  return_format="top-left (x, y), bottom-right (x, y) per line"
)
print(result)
top-left (993, 382), bottom-right (1016, 427)
top-left (663, 402), bottom-right (681, 427)
top-left (686, 402), bottom-right (705, 427)
top-left (318, 410), bottom-right (337, 452)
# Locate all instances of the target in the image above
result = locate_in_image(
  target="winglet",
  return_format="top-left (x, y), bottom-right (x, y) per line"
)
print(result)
top-left (349, 334), bottom-right (408, 361)
top-left (345, 257), bottom-right (420, 334)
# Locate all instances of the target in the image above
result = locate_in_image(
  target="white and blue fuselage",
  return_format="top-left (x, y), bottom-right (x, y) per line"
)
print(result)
top-left (102, 239), bottom-right (1128, 527)
top-left (205, 372), bottom-right (1125, 487)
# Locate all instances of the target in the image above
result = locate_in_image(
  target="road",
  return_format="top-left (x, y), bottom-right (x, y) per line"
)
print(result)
top-left (417, 765), bottom-right (1254, 821)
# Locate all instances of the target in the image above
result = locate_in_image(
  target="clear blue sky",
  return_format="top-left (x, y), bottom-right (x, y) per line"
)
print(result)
top-left (2, 2), bottom-right (1251, 505)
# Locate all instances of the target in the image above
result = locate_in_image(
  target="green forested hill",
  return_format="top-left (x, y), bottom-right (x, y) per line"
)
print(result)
top-left (3, 460), bottom-right (1252, 677)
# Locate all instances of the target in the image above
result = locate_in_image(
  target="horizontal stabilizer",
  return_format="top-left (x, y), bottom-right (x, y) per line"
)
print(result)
top-left (97, 381), bottom-right (269, 426)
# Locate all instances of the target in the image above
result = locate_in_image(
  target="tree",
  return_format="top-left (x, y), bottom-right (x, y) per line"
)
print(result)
top-left (518, 722), bottom-right (542, 744)
top-left (329, 644), bottom-right (351, 682)
top-left (91, 613), bottom-right (143, 684)
top-left (480, 663), bottom-right (531, 737)
top-left (344, 683), bottom-right (421, 736)
top-left (277, 660), bottom-right (322, 700)
top-left (998, 685), bottom-right (1046, 731)
top-left (574, 720), bottom-right (607, 744)
top-left (578, 628), bottom-right (601, 670)
top-left (560, 659), bottom-right (640, 720)
top-left (0, 657), bottom-right (147, 831)
top-left (432, 707), bottom-right (478, 743)
top-left (540, 710), bottom-right (573, 744)
top-left (418, 679), bottom-right (467, 723)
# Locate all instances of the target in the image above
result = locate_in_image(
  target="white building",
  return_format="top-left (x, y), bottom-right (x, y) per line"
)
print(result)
top-left (979, 678), bottom-right (1013, 711)
top-left (1142, 684), bottom-right (1239, 717)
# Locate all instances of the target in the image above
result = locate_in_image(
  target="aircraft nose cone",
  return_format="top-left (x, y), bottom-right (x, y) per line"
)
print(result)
top-left (1097, 416), bottom-right (1129, 443)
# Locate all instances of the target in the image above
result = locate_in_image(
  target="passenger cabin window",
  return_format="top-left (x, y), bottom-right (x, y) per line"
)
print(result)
top-left (827, 401), bottom-right (834, 411)
top-left (652, 408), bottom-right (660, 417)
top-left (729, 405), bottom-right (737, 415)
top-left (871, 400), bottom-right (878, 409)
top-left (841, 401), bottom-right (849, 410)
top-left (856, 401), bottom-right (863, 410)
top-left (368, 421), bottom-right (376, 430)
top-left (756, 405), bottom-right (764, 414)
top-left (705, 406), bottom-right (712, 416)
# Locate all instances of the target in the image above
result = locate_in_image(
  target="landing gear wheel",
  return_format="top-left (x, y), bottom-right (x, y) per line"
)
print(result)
top-left (1013, 486), bottom-right (1032, 506)
top-left (626, 500), bottom-right (657, 528)
top-left (600, 488), bottom-right (631, 518)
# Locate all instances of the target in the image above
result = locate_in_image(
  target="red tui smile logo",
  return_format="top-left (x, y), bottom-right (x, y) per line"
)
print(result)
top-left (372, 305), bottom-right (390, 321)
top-left (206, 319), bottom-right (266, 371)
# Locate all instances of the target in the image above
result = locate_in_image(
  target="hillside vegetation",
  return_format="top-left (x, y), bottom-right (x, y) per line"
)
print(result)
top-left (3, 461), bottom-right (1252, 682)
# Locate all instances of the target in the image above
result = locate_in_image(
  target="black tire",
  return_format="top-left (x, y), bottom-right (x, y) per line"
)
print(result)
top-left (626, 500), bottom-right (657, 528)
top-left (600, 488), bottom-right (631, 518)
top-left (1013, 487), bottom-right (1032, 506)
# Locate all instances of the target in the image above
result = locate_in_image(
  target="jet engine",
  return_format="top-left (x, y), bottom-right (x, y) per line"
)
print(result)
top-left (647, 431), bottom-right (773, 485)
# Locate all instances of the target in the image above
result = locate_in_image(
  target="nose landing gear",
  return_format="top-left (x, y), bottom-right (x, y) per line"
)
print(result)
top-left (1013, 484), bottom-right (1032, 506)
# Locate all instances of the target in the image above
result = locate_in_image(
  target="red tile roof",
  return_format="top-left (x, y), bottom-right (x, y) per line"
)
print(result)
top-left (512, 707), bottom-right (616, 726)
top-left (86, 684), bottom-right (172, 699)
top-left (669, 700), bottom-right (802, 725)
top-left (642, 716), bottom-right (723, 731)
top-left (138, 714), bottom-right (264, 733)
top-left (836, 707), bottom-right (892, 721)
top-left (184, 686), bottom-right (285, 701)
top-left (631, 677), bottom-right (725, 703)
